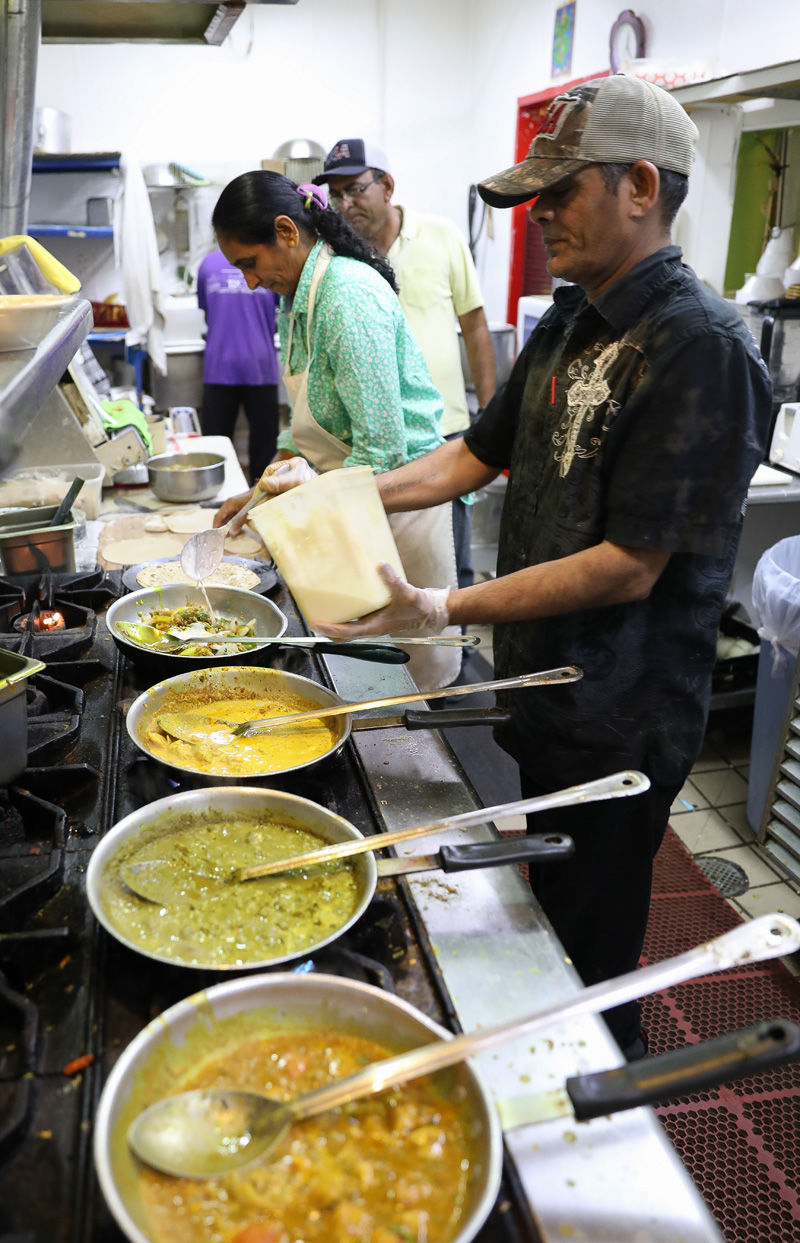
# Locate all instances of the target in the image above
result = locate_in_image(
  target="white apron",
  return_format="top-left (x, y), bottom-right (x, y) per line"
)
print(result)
top-left (283, 245), bottom-right (461, 691)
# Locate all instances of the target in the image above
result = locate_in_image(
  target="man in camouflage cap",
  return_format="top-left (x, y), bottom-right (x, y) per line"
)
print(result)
top-left (296, 75), bottom-right (774, 1061)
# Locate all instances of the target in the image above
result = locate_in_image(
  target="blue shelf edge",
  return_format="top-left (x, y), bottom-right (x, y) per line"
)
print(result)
top-left (29, 225), bottom-right (114, 238)
top-left (32, 154), bottom-right (121, 172)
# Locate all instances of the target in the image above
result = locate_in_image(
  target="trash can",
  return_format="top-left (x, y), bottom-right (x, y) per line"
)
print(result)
top-left (747, 536), bottom-right (800, 831)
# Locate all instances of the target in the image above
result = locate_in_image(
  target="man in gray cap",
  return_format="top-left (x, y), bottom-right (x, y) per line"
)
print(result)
top-left (315, 138), bottom-right (496, 594)
top-left (290, 77), bottom-right (773, 1060)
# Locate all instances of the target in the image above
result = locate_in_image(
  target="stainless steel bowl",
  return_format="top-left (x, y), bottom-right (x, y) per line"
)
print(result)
top-left (105, 583), bottom-right (287, 676)
top-left (93, 972), bottom-right (502, 1243)
top-left (145, 451), bottom-right (225, 503)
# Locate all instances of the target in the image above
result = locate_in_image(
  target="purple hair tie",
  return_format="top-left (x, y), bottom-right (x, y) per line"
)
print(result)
top-left (297, 183), bottom-right (328, 211)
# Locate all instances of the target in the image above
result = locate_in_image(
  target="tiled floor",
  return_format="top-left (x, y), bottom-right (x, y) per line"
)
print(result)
top-left (467, 619), bottom-right (800, 973)
top-left (672, 705), bottom-right (800, 964)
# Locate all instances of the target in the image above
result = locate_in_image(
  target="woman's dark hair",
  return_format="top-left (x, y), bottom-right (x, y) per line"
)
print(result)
top-left (598, 162), bottom-right (689, 228)
top-left (212, 170), bottom-right (398, 291)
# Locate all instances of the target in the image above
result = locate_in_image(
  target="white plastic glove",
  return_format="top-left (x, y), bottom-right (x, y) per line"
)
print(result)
top-left (257, 456), bottom-right (318, 496)
top-left (315, 563), bottom-right (451, 638)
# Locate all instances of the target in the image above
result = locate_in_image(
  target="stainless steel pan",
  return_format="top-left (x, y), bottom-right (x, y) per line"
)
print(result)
top-left (124, 664), bottom-right (573, 782)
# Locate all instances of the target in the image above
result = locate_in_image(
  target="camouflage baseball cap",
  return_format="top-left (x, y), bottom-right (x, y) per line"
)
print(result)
top-left (478, 74), bottom-right (698, 208)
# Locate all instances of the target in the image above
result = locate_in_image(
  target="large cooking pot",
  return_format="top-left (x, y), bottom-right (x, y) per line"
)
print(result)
top-left (85, 785), bottom-right (572, 971)
top-left (105, 583), bottom-right (288, 676)
top-left (93, 972), bottom-right (502, 1243)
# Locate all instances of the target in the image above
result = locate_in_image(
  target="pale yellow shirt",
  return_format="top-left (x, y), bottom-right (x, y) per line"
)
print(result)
top-left (388, 207), bottom-right (484, 436)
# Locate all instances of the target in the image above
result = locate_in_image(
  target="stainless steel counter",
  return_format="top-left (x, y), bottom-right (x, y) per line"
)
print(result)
top-left (319, 653), bottom-right (725, 1243)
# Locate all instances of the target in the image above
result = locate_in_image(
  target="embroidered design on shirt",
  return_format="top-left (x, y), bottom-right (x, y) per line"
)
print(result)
top-left (553, 341), bottom-right (623, 476)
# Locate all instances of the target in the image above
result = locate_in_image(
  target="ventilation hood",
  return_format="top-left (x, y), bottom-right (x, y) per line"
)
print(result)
top-left (42, 1), bottom-right (299, 47)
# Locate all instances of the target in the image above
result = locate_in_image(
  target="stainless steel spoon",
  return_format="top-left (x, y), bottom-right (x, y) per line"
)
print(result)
top-left (120, 770), bottom-right (645, 903)
top-left (117, 620), bottom-right (477, 654)
top-left (127, 912), bottom-right (800, 1179)
top-left (156, 666), bottom-right (583, 743)
top-left (179, 487), bottom-right (266, 583)
top-left (116, 621), bottom-right (410, 665)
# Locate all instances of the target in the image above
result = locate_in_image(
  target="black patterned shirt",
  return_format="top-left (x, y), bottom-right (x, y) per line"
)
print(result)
top-left (465, 247), bottom-right (772, 787)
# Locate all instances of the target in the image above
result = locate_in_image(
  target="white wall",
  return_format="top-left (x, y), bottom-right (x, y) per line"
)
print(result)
top-left (33, 0), bottom-right (800, 318)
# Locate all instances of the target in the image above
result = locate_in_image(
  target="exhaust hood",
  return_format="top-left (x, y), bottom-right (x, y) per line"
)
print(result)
top-left (42, 1), bottom-right (299, 47)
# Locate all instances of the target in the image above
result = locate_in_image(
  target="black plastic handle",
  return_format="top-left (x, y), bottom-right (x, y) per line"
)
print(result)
top-left (297, 641), bottom-right (410, 664)
top-left (567, 1019), bottom-right (800, 1121)
top-left (759, 314), bottom-right (775, 366)
top-left (402, 707), bottom-right (512, 729)
top-left (436, 832), bottom-right (575, 872)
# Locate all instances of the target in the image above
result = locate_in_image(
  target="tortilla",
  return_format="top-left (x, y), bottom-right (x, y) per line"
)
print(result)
top-left (102, 535), bottom-right (184, 565)
top-left (164, 509), bottom-right (218, 535)
top-left (135, 560), bottom-right (260, 590)
top-left (144, 515), bottom-right (168, 533)
top-left (224, 530), bottom-right (263, 557)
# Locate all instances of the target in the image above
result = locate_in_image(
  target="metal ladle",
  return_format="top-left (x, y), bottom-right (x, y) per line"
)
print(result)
top-left (127, 912), bottom-right (800, 1179)
top-left (120, 770), bottom-right (647, 904)
top-left (156, 667), bottom-right (583, 743)
top-left (179, 487), bottom-right (266, 584)
top-left (116, 621), bottom-right (411, 664)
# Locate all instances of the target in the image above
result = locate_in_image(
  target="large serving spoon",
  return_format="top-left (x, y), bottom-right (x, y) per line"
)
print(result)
top-left (116, 621), bottom-right (411, 665)
top-left (156, 666), bottom-right (582, 743)
top-left (117, 620), bottom-right (476, 660)
top-left (120, 770), bottom-right (647, 903)
top-left (127, 912), bottom-right (800, 1178)
top-left (179, 485), bottom-right (268, 584)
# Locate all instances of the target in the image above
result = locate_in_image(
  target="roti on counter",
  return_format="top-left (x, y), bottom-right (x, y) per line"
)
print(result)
top-left (135, 560), bottom-right (261, 590)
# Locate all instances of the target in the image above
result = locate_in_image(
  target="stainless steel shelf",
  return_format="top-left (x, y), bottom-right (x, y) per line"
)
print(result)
top-left (0, 297), bottom-right (93, 473)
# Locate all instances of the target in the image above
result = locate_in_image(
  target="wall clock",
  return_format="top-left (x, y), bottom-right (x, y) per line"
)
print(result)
top-left (609, 9), bottom-right (646, 73)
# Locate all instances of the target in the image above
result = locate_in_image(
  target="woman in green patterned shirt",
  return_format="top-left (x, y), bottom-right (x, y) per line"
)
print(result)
top-left (212, 170), bottom-right (461, 689)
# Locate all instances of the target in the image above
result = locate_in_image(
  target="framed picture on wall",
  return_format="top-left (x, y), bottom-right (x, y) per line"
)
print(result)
top-left (552, 2), bottom-right (576, 79)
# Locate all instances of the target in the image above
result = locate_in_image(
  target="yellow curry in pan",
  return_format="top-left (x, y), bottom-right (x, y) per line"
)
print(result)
top-left (135, 1028), bottom-right (475, 1243)
top-left (141, 685), bottom-right (339, 777)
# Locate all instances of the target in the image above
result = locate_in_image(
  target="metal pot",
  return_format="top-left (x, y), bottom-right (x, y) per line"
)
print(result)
top-left (105, 583), bottom-right (288, 676)
top-left (93, 971), bottom-right (503, 1243)
top-left (85, 785), bottom-right (571, 971)
top-left (146, 451), bottom-right (225, 503)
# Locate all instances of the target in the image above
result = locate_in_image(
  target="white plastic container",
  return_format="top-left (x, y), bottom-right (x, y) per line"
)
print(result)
top-left (249, 465), bottom-right (405, 624)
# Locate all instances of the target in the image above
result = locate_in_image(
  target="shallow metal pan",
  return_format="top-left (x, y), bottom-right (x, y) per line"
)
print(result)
top-left (106, 583), bottom-right (288, 677)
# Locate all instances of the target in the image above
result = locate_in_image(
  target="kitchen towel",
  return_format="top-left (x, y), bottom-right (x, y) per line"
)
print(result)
top-left (118, 152), bottom-right (167, 375)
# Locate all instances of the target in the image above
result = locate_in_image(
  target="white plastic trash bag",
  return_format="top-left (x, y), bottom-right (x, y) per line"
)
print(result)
top-left (751, 536), bottom-right (800, 675)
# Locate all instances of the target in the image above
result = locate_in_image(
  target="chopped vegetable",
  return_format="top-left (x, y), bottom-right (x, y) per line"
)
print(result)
top-left (63, 1052), bottom-right (94, 1076)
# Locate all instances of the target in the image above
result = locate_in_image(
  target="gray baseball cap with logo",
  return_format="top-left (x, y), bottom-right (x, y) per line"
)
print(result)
top-left (478, 74), bottom-right (698, 208)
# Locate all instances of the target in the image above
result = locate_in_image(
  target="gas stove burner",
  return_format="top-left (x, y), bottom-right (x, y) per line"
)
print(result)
top-left (12, 607), bottom-right (67, 634)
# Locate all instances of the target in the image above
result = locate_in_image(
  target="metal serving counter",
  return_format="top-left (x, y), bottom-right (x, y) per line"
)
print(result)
top-left (324, 653), bottom-right (726, 1242)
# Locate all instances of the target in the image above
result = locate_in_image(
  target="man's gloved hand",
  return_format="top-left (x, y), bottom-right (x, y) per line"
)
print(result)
top-left (315, 563), bottom-right (451, 638)
top-left (257, 456), bottom-right (318, 496)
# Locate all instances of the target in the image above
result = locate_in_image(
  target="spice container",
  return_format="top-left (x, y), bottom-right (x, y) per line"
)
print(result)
top-left (248, 465), bottom-right (405, 624)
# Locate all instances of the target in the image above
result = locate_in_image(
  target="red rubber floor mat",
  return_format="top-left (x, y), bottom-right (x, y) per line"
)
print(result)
top-left (642, 828), bottom-right (800, 1243)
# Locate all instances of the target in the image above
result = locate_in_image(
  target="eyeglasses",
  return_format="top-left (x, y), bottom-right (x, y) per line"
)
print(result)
top-left (329, 174), bottom-right (381, 206)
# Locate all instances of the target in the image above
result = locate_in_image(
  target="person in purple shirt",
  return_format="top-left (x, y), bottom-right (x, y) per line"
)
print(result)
top-left (197, 247), bottom-right (280, 483)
